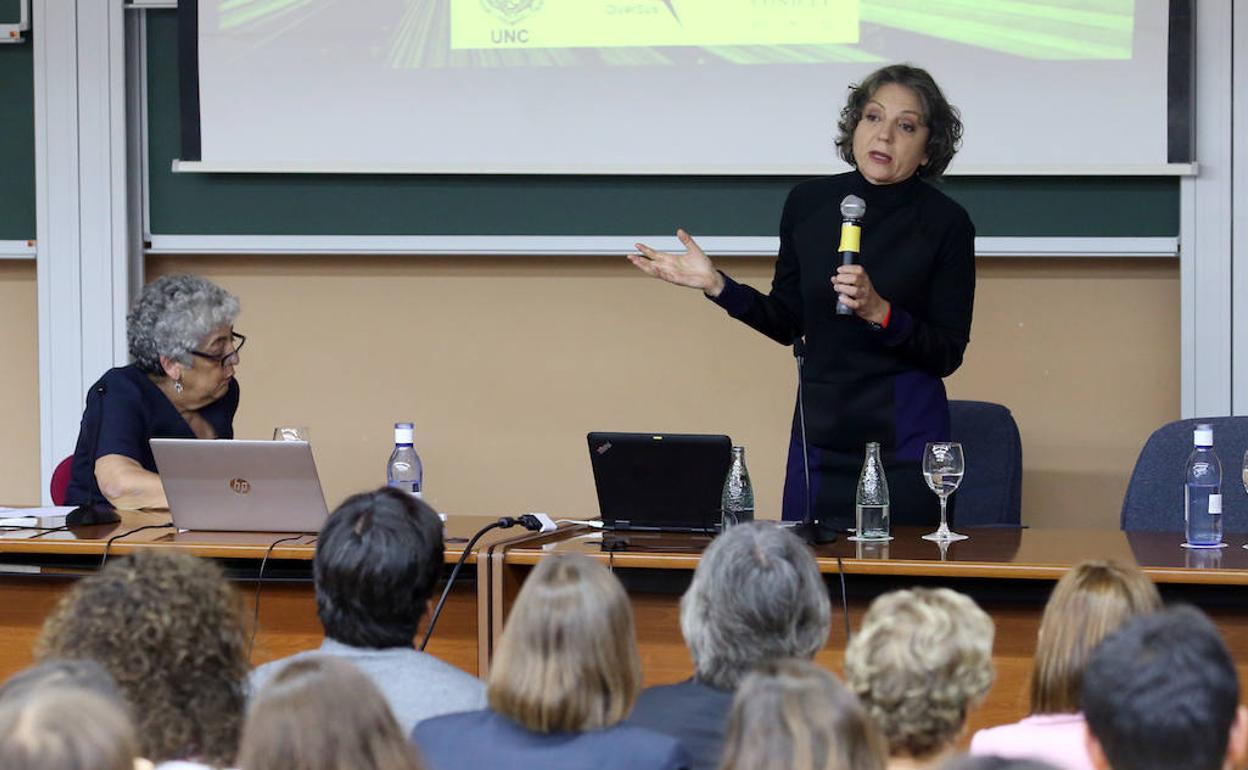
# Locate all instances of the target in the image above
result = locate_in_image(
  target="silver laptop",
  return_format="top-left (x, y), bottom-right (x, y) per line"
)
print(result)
top-left (150, 439), bottom-right (330, 533)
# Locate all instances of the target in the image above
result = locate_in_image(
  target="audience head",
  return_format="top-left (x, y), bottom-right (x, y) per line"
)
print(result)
top-left (127, 273), bottom-right (241, 376)
top-left (844, 588), bottom-right (994, 763)
top-left (488, 553), bottom-right (640, 733)
top-left (0, 658), bottom-right (122, 704)
top-left (719, 658), bottom-right (886, 770)
top-left (36, 550), bottom-right (249, 766)
top-left (237, 656), bottom-right (424, 770)
top-left (939, 757), bottom-right (1062, 770)
top-left (681, 521), bottom-right (831, 690)
top-left (315, 486), bottom-right (445, 648)
top-left (1030, 560), bottom-right (1160, 715)
top-left (0, 684), bottom-right (138, 770)
top-left (1082, 605), bottom-right (1247, 770)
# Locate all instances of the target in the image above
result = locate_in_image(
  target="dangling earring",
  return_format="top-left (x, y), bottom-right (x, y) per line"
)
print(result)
top-left (174, 378), bottom-right (184, 394)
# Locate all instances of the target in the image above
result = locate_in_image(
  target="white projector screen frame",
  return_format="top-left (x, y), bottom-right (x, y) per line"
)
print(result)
top-left (183, 0), bottom-right (1185, 175)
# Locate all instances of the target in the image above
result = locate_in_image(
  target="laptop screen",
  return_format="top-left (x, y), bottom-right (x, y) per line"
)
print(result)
top-left (587, 432), bottom-right (732, 533)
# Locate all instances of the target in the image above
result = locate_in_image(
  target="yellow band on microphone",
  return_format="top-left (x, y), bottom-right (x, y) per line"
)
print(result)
top-left (838, 222), bottom-right (861, 253)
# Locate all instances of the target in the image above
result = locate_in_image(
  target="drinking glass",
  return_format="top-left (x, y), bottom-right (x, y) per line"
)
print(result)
top-left (273, 426), bottom-right (310, 442)
top-left (922, 442), bottom-right (968, 542)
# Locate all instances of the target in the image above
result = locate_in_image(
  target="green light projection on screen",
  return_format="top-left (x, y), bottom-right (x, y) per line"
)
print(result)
top-left (214, 0), bottom-right (1135, 68)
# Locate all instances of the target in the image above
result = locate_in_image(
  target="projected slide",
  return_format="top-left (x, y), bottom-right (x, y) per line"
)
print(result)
top-left (195, 0), bottom-right (1167, 173)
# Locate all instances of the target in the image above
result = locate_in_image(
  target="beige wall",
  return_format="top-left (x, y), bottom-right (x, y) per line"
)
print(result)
top-left (0, 261), bottom-right (40, 506)
top-left (145, 254), bottom-right (1179, 529)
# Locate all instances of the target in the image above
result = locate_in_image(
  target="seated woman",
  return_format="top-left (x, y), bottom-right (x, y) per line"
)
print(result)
top-left (239, 656), bottom-right (424, 770)
top-left (969, 561), bottom-right (1161, 770)
top-left (843, 588), bottom-right (995, 770)
top-left (718, 658), bottom-right (886, 770)
top-left (65, 274), bottom-right (243, 510)
top-left (412, 554), bottom-right (690, 770)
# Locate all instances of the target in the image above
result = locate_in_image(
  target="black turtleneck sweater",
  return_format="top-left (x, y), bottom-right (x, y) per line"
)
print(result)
top-left (711, 170), bottom-right (976, 528)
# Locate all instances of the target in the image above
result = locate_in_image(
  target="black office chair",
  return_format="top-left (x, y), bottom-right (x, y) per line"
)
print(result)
top-left (949, 400), bottom-right (1023, 528)
top-left (1120, 417), bottom-right (1248, 532)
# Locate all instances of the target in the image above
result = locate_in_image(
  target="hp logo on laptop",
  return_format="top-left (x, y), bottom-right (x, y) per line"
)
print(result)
top-left (229, 478), bottom-right (251, 495)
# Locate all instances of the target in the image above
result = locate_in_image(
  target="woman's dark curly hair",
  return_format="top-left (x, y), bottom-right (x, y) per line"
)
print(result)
top-left (35, 550), bottom-right (250, 767)
top-left (834, 63), bottom-right (963, 179)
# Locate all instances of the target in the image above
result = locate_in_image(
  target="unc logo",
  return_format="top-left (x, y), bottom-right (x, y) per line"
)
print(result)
top-left (229, 478), bottom-right (251, 495)
top-left (481, 0), bottom-right (543, 24)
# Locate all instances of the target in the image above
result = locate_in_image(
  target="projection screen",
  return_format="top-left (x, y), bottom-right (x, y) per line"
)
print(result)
top-left (186, 0), bottom-right (1176, 174)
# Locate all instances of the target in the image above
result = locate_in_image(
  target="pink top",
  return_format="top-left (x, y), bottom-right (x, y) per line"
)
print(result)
top-left (969, 713), bottom-right (1094, 770)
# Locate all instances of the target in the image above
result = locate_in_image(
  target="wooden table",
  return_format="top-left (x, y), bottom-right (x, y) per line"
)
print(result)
top-left (0, 511), bottom-right (538, 682)
top-left (488, 525), bottom-right (1248, 738)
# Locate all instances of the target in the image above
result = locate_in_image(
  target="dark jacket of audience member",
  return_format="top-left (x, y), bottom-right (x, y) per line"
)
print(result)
top-left (239, 656), bottom-right (425, 770)
top-left (719, 658), bottom-right (886, 770)
top-left (250, 487), bottom-right (484, 732)
top-left (1082, 605), bottom-right (1247, 770)
top-left (35, 550), bottom-right (250, 767)
top-left (629, 522), bottom-right (832, 770)
top-left (412, 554), bottom-right (689, 770)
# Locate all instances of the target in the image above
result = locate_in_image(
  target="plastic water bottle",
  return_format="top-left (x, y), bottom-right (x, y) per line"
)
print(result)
top-left (721, 446), bottom-right (755, 528)
top-left (1184, 423), bottom-right (1222, 547)
top-left (387, 422), bottom-right (423, 498)
top-left (855, 442), bottom-right (890, 540)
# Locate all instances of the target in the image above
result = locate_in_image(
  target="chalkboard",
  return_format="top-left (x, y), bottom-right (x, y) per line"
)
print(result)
top-left (146, 10), bottom-right (1179, 240)
top-left (0, 24), bottom-right (35, 243)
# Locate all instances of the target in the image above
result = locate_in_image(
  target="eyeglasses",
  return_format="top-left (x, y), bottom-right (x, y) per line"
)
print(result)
top-left (190, 332), bottom-right (246, 369)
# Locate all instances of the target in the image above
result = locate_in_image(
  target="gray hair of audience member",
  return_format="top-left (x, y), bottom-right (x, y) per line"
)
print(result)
top-left (680, 521), bottom-right (831, 690)
top-left (719, 658), bottom-right (887, 770)
top-left (843, 588), bottom-right (995, 760)
top-left (0, 686), bottom-right (139, 770)
top-left (938, 757), bottom-right (1062, 770)
top-left (127, 273), bottom-right (240, 375)
top-left (0, 658), bottom-right (123, 705)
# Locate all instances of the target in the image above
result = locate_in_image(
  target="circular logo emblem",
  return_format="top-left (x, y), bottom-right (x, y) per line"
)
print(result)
top-left (229, 478), bottom-right (251, 495)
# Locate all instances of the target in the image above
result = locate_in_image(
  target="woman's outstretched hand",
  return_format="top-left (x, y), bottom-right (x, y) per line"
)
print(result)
top-left (629, 229), bottom-right (726, 298)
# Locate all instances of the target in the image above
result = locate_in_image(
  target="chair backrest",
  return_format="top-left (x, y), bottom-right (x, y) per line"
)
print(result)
top-left (1121, 417), bottom-right (1248, 532)
top-left (948, 400), bottom-right (1023, 527)
top-left (50, 455), bottom-right (74, 506)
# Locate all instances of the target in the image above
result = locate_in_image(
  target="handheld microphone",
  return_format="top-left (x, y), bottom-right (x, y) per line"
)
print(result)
top-left (835, 195), bottom-right (866, 317)
top-left (66, 384), bottom-right (121, 527)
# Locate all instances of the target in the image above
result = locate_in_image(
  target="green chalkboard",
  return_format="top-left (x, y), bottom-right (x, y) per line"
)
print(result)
top-left (0, 26), bottom-right (35, 242)
top-left (146, 10), bottom-right (1179, 239)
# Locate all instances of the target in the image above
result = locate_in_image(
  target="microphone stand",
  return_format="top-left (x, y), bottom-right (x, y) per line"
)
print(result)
top-left (789, 339), bottom-right (835, 545)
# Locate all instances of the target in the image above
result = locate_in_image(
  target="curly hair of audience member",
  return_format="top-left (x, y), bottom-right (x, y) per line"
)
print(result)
top-left (36, 550), bottom-right (250, 766)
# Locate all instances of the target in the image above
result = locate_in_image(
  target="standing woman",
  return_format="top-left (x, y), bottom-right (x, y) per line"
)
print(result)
top-left (65, 274), bottom-right (244, 510)
top-left (630, 64), bottom-right (973, 533)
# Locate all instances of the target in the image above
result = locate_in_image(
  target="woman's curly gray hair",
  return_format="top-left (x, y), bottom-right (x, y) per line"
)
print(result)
top-left (680, 522), bottom-right (831, 690)
top-left (843, 587), bottom-right (994, 759)
top-left (127, 274), bottom-right (239, 375)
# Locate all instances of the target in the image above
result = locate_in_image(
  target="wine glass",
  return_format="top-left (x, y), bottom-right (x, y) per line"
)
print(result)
top-left (922, 442), bottom-right (968, 542)
top-left (273, 426), bottom-right (310, 442)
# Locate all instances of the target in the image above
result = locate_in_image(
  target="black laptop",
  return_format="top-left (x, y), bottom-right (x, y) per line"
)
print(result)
top-left (587, 432), bottom-right (733, 533)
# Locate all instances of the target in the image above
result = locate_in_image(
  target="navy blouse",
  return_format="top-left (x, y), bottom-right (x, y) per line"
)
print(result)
top-left (64, 365), bottom-right (239, 505)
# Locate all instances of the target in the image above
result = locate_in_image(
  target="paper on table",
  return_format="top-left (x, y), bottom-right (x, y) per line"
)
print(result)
top-left (0, 506), bottom-right (77, 528)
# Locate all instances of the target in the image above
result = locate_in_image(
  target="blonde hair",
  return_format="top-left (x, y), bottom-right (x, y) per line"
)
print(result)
top-left (1030, 560), bottom-right (1161, 714)
top-left (719, 659), bottom-right (887, 770)
top-left (0, 687), bottom-right (138, 770)
top-left (843, 588), bottom-right (994, 760)
top-left (237, 656), bottom-right (423, 770)
top-left (488, 554), bottom-right (641, 732)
